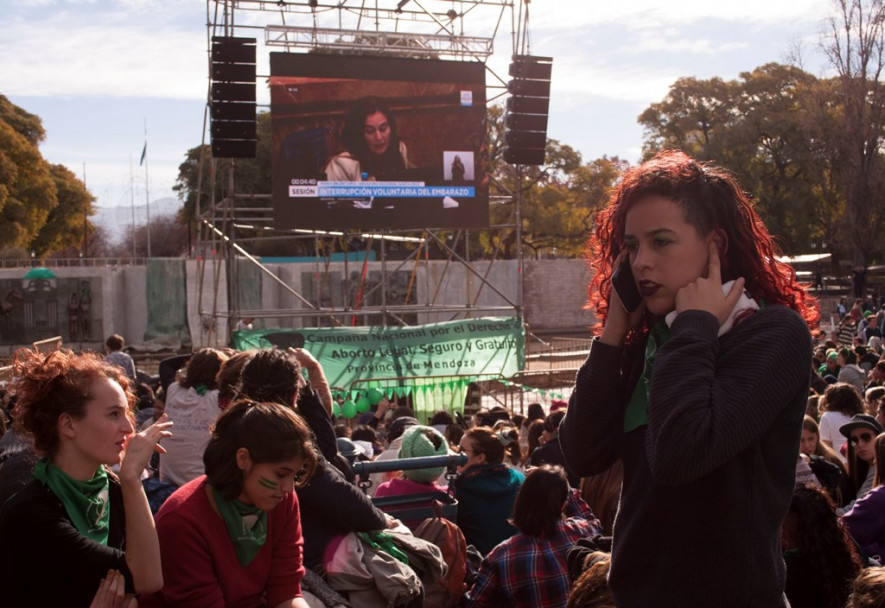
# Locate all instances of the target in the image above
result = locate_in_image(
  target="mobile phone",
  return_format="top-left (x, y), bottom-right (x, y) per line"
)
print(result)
top-left (611, 256), bottom-right (642, 313)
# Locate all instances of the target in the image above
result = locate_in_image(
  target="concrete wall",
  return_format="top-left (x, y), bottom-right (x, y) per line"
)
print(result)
top-left (524, 260), bottom-right (595, 333)
top-left (0, 257), bottom-right (595, 353)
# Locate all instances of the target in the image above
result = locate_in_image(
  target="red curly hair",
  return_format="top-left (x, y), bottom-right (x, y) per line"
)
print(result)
top-left (12, 348), bottom-right (135, 457)
top-left (586, 150), bottom-right (818, 341)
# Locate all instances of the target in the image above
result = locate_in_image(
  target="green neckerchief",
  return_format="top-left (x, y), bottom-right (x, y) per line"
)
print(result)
top-left (33, 458), bottom-right (110, 545)
top-left (624, 320), bottom-right (671, 433)
top-left (358, 531), bottom-right (410, 565)
top-left (211, 487), bottom-right (268, 567)
top-left (194, 383), bottom-right (208, 396)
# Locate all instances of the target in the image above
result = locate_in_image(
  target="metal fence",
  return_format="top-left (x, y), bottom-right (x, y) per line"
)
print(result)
top-left (0, 258), bottom-right (150, 269)
top-left (525, 335), bottom-right (592, 371)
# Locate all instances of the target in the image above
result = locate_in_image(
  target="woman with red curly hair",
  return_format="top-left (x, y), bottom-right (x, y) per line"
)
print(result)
top-left (560, 150), bottom-right (818, 607)
top-left (0, 348), bottom-right (172, 607)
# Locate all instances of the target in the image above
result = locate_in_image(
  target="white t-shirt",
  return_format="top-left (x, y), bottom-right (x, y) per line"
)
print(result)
top-left (159, 382), bottom-right (221, 486)
top-left (818, 410), bottom-right (853, 463)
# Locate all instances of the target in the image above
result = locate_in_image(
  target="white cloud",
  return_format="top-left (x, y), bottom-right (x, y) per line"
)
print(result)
top-left (2, 1), bottom-right (206, 99)
top-left (623, 36), bottom-right (748, 56)
top-left (529, 0), bottom-right (832, 30)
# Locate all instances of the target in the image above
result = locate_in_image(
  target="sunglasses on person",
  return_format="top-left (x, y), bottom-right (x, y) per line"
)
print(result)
top-left (850, 432), bottom-right (875, 446)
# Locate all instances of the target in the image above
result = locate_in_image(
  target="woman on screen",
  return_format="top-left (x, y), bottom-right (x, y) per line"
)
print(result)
top-left (324, 96), bottom-right (411, 182)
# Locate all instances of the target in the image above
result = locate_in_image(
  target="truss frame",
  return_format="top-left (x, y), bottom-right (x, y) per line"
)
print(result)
top-left (197, 0), bottom-right (539, 346)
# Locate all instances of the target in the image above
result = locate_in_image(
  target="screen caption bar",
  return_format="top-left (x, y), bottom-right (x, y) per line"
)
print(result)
top-left (289, 181), bottom-right (475, 198)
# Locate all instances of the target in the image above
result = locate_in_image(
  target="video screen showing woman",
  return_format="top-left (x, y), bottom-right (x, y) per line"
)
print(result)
top-left (270, 53), bottom-right (488, 231)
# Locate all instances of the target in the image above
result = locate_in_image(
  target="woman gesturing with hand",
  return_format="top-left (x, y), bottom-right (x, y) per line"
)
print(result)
top-left (560, 151), bottom-right (818, 608)
top-left (0, 348), bottom-right (172, 607)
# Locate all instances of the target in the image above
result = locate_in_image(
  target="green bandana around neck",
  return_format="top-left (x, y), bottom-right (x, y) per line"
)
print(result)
top-left (33, 458), bottom-right (110, 545)
top-left (623, 320), bottom-right (671, 433)
top-left (194, 383), bottom-right (208, 396)
top-left (211, 486), bottom-right (268, 567)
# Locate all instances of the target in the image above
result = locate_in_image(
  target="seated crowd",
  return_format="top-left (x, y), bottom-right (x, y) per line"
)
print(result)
top-left (2, 331), bottom-right (885, 607)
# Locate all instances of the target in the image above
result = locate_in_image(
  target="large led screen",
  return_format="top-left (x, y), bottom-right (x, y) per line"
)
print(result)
top-left (270, 53), bottom-right (488, 231)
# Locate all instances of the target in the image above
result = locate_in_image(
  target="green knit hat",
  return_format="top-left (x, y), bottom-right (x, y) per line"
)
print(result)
top-left (397, 425), bottom-right (449, 484)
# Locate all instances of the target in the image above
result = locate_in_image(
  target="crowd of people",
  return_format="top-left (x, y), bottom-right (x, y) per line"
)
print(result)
top-left (0, 342), bottom-right (616, 607)
top-left (3, 343), bottom-right (885, 607)
top-left (4, 151), bottom-right (885, 607)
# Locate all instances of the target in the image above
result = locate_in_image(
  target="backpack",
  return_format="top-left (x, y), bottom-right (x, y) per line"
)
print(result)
top-left (413, 516), bottom-right (467, 608)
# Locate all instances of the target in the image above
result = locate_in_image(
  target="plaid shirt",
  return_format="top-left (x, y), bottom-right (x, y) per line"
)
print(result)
top-left (463, 491), bottom-right (600, 608)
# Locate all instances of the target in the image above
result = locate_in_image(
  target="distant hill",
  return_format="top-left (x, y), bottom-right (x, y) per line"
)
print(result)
top-left (93, 197), bottom-right (182, 243)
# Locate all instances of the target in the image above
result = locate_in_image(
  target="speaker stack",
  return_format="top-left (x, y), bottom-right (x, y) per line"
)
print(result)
top-left (503, 55), bottom-right (552, 166)
top-left (210, 36), bottom-right (257, 158)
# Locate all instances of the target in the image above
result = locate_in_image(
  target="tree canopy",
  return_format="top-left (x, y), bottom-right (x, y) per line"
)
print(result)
top-left (0, 94), bottom-right (96, 257)
top-left (638, 50), bottom-right (885, 265)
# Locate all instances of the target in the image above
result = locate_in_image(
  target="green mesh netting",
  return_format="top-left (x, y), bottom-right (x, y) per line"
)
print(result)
top-left (144, 259), bottom-right (191, 347)
top-left (235, 257), bottom-right (263, 313)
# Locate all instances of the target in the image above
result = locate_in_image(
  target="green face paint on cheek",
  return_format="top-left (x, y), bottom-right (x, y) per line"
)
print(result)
top-left (258, 476), bottom-right (278, 490)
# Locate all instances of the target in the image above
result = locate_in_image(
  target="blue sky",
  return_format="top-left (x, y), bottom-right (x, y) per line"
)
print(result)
top-left (2, 0), bottom-right (835, 213)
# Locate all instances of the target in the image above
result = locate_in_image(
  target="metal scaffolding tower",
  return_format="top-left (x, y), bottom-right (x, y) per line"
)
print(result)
top-left (196, 0), bottom-right (538, 345)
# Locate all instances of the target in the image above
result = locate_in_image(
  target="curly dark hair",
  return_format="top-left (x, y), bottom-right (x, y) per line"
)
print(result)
top-left (784, 484), bottom-right (862, 608)
top-left (821, 383), bottom-right (865, 417)
top-left (585, 150), bottom-right (818, 341)
top-left (12, 348), bottom-right (135, 456)
top-left (239, 349), bottom-right (305, 408)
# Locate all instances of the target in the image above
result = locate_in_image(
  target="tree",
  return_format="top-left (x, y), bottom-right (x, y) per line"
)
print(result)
top-left (817, 0), bottom-right (885, 266)
top-left (475, 104), bottom-right (626, 259)
top-left (0, 94), bottom-right (45, 147)
top-left (52, 224), bottom-right (113, 260)
top-left (639, 76), bottom-right (737, 160)
top-left (31, 164), bottom-right (96, 256)
top-left (638, 65), bottom-right (831, 255)
top-left (727, 63), bottom-right (822, 253)
top-left (0, 94), bottom-right (100, 257)
top-left (0, 97), bottom-right (56, 250)
top-left (123, 215), bottom-right (189, 258)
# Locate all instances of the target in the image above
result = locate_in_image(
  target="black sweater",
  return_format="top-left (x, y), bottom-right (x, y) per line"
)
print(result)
top-left (560, 306), bottom-right (811, 607)
top-left (0, 475), bottom-right (132, 607)
top-left (292, 385), bottom-right (388, 569)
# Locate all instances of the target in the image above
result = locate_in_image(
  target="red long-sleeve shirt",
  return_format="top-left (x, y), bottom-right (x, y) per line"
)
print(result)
top-left (141, 476), bottom-right (304, 608)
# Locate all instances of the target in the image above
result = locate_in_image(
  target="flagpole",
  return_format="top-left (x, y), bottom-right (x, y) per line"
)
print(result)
top-left (143, 118), bottom-right (152, 258)
top-left (82, 162), bottom-right (87, 261)
top-left (129, 154), bottom-right (137, 260)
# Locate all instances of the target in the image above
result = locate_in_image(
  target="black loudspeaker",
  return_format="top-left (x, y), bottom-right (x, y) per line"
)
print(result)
top-left (210, 36), bottom-right (257, 159)
top-left (503, 55), bottom-right (552, 166)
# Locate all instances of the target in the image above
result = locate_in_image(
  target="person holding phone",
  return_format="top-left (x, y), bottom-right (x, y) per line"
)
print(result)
top-left (559, 150), bottom-right (819, 607)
